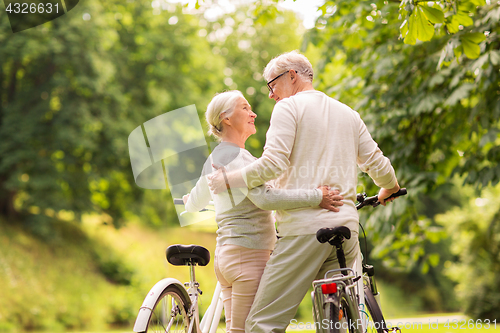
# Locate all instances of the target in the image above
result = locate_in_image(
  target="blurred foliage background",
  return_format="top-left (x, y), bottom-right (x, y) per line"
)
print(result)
top-left (0, 0), bottom-right (499, 331)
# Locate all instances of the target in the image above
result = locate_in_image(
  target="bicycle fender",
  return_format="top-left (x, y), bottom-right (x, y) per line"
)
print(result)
top-left (133, 278), bottom-right (190, 333)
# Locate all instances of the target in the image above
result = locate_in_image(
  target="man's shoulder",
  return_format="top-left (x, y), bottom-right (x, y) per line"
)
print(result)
top-left (282, 90), bottom-right (357, 113)
top-left (274, 90), bottom-right (325, 109)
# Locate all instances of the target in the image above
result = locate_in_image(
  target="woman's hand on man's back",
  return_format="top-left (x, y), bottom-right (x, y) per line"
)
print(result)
top-left (318, 186), bottom-right (344, 212)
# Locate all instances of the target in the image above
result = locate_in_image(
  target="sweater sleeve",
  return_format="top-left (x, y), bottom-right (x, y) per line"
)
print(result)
top-left (246, 185), bottom-right (322, 211)
top-left (241, 100), bottom-right (297, 189)
top-left (185, 174), bottom-right (212, 213)
top-left (356, 113), bottom-right (397, 189)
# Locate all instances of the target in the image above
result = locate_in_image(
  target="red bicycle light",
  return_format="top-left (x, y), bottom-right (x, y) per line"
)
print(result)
top-left (321, 283), bottom-right (337, 294)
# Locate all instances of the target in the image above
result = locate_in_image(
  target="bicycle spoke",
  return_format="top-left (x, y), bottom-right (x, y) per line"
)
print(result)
top-left (147, 287), bottom-right (191, 333)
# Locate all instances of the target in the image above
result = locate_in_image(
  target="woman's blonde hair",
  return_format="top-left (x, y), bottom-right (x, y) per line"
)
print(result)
top-left (206, 90), bottom-right (244, 140)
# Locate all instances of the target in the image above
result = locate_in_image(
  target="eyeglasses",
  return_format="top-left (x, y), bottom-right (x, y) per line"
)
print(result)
top-left (266, 70), bottom-right (290, 94)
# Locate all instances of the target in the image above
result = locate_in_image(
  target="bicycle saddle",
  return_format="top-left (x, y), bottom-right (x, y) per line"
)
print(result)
top-left (166, 244), bottom-right (211, 266)
top-left (316, 226), bottom-right (351, 244)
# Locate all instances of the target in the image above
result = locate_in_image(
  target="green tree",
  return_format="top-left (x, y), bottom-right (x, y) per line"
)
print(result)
top-left (198, 4), bottom-right (304, 157)
top-left (436, 183), bottom-right (500, 320)
top-left (254, 0), bottom-right (489, 61)
top-left (0, 0), bottom-right (225, 229)
top-left (300, 0), bottom-right (499, 317)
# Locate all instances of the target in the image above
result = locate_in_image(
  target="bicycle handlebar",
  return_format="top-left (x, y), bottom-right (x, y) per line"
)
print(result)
top-left (173, 198), bottom-right (215, 206)
top-left (356, 188), bottom-right (407, 210)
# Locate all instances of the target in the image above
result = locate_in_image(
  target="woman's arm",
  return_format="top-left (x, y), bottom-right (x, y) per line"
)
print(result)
top-left (246, 185), bottom-right (343, 211)
top-left (185, 175), bottom-right (211, 212)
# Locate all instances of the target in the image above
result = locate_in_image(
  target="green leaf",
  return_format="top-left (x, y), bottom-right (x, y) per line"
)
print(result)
top-left (412, 94), bottom-right (440, 115)
top-left (463, 32), bottom-right (486, 44)
top-left (444, 83), bottom-right (474, 106)
top-left (404, 10), bottom-right (418, 45)
top-left (472, 53), bottom-right (489, 71)
top-left (428, 253), bottom-right (440, 267)
top-left (318, 3), bottom-right (328, 16)
top-left (490, 51), bottom-right (500, 66)
top-left (446, 16), bottom-right (460, 34)
top-left (455, 11), bottom-right (474, 27)
top-left (428, 74), bottom-right (445, 88)
top-left (342, 34), bottom-right (362, 49)
top-left (399, 0), bottom-right (410, 9)
top-left (453, 44), bottom-right (463, 59)
top-left (421, 262), bottom-right (429, 274)
top-left (461, 38), bottom-right (481, 59)
top-left (400, 19), bottom-right (409, 38)
top-left (420, 5), bottom-right (445, 24)
top-left (415, 7), bottom-right (434, 42)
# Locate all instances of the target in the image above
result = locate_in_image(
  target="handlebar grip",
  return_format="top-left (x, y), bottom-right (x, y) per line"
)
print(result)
top-left (173, 198), bottom-right (184, 205)
top-left (386, 188), bottom-right (407, 200)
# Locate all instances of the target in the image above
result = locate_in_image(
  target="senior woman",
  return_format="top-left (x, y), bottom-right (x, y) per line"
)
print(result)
top-left (183, 90), bottom-right (343, 333)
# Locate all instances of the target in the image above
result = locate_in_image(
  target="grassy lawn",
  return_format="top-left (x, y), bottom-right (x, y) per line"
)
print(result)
top-left (4, 216), bottom-right (497, 333)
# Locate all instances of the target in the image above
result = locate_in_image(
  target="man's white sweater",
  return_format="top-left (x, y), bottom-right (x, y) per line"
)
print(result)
top-left (241, 90), bottom-right (397, 237)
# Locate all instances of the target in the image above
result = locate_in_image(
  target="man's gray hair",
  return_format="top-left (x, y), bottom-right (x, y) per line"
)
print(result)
top-left (263, 50), bottom-right (314, 83)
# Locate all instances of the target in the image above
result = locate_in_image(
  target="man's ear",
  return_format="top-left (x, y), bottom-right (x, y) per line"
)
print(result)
top-left (290, 69), bottom-right (297, 83)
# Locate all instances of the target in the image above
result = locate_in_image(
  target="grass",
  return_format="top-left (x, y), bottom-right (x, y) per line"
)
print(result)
top-left (0, 216), bottom-right (221, 332)
top-left (2, 215), bottom-right (494, 333)
top-left (0, 219), bottom-right (118, 332)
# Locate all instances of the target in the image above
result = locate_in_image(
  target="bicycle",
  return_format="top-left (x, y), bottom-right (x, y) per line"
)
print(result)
top-left (311, 188), bottom-right (407, 333)
top-left (133, 189), bottom-right (406, 333)
top-left (133, 199), bottom-right (225, 333)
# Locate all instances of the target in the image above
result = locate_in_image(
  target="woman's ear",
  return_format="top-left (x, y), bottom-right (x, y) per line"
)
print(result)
top-left (221, 116), bottom-right (231, 126)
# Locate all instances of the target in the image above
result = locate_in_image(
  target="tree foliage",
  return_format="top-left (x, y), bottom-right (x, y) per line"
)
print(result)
top-left (0, 0), bottom-right (225, 227)
top-left (294, 0), bottom-right (498, 259)
top-left (293, 0), bottom-right (499, 318)
top-left (436, 183), bottom-right (500, 320)
top-left (254, 0), bottom-right (490, 61)
top-left (0, 0), bottom-right (303, 229)
top-left (196, 4), bottom-right (303, 156)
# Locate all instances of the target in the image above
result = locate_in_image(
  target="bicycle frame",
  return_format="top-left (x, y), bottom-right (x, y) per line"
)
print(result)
top-left (312, 267), bottom-right (363, 333)
top-left (133, 266), bottom-right (225, 333)
top-left (200, 282), bottom-right (225, 333)
top-left (311, 188), bottom-right (407, 333)
top-left (133, 278), bottom-right (190, 332)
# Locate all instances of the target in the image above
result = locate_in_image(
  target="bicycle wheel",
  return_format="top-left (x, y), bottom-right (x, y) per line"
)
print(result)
top-left (326, 291), bottom-right (355, 333)
top-left (363, 285), bottom-right (387, 333)
top-left (146, 285), bottom-right (193, 333)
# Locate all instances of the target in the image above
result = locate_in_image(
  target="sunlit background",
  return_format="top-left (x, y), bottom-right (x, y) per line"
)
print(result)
top-left (0, 0), bottom-right (499, 332)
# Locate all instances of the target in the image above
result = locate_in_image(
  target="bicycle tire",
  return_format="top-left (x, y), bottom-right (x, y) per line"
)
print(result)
top-left (145, 285), bottom-right (194, 333)
top-left (326, 291), bottom-right (355, 333)
top-left (363, 285), bottom-right (387, 333)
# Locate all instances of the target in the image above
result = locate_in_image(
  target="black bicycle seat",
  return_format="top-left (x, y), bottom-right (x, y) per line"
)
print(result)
top-left (316, 226), bottom-right (351, 244)
top-left (166, 244), bottom-right (211, 266)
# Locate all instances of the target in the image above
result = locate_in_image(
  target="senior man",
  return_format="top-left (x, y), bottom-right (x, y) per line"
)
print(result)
top-left (209, 50), bottom-right (399, 333)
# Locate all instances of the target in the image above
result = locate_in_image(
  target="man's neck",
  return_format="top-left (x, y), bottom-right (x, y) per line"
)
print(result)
top-left (294, 82), bottom-right (315, 95)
